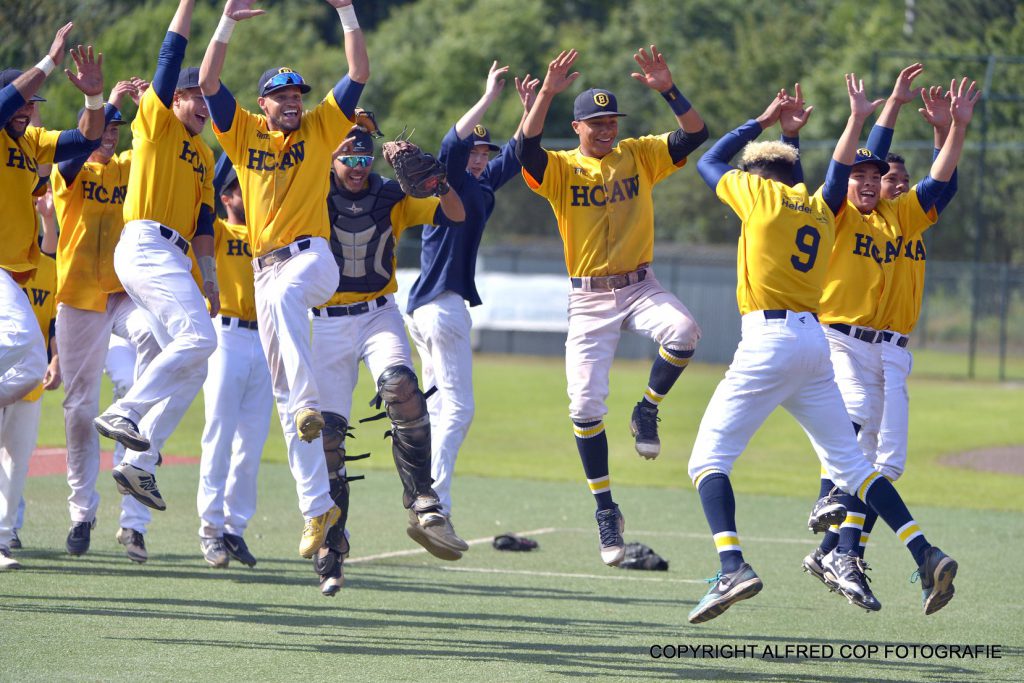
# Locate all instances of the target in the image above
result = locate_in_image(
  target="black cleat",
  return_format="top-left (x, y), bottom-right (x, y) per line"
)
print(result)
top-left (112, 463), bottom-right (166, 511)
top-left (915, 546), bottom-right (958, 615)
top-left (629, 401), bottom-right (661, 459)
top-left (66, 520), bottom-right (95, 556)
top-left (94, 413), bottom-right (150, 452)
top-left (808, 487), bottom-right (847, 533)
top-left (822, 550), bottom-right (882, 612)
top-left (223, 533), bottom-right (257, 568)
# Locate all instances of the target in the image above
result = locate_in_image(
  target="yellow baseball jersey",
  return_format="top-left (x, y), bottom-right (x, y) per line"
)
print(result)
top-left (818, 202), bottom-right (897, 327)
top-left (323, 195), bottom-right (439, 307)
top-left (872, 188), bottom-right (937, 334)
top-left (213, 218), bottom-right (257, 321)
top-left (122, 87), bottom-right (214, 239)
top-left (715, 170), bottom-right (837, 315)
top-left (214, 91), bottom-right (355, 257)
top-left (52, 151), bottom-right (132, 311)
top-left (523, 134), bottom-right (684, 277)
top-left (0, 126), bottom-right (61, 280)
top-left (20, 253), bottom-right (57, 403)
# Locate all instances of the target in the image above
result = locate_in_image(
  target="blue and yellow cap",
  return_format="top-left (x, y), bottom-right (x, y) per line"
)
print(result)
top-left (853, 147), bottom-right (890, 175)
top-left (573, 88), bottom-right (626, 121)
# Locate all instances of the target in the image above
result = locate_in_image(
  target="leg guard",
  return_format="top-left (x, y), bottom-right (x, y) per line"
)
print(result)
top-left (321, 412), bottom-right (368, 555)
top-left (377, 365), bottom-right (439, 511)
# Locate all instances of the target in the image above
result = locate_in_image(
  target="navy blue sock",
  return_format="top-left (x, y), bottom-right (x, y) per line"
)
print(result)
top-left (573, 420), bottom-right (614, 510)
top-left (862, 474), bottom-right (931, 566)
top-left (817, 476), bottom-right (839, 554)
top-left (696, 472), bottom-right (743, 573)
top-left (857, 509), bottom-right (879, 558)
top-left (642, 347), bottom-right (693, 406)
top-left (835, 496), bottom-right (867, 555)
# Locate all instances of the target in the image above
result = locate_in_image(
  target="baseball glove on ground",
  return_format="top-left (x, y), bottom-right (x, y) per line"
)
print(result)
top-left (619, 542), bottom-right (668, 571)
top-left (382, 140), bottom-right (448, 198)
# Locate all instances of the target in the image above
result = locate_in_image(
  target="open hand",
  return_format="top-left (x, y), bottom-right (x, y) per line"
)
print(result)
top-left (847, 73), bottom-right (884, 120)
top-left (630, 44), bottom-right (673, 92)
top-left (890, 63), bottom-right (925, 104)
top-left (515, 73), bottom-right (541, 112)
top-left (65, 44), bottom-right (104, 96)
top-left (47, 22), bottom-right (74, 66)
top-left (918, 85), bottom-right (951, 131)
top-left (484, 61), bottom-right (509, 100)
top-left (779, 82), bottom-right (814, 136)
top-left (108, 80), bottom-right (137, 109)
top-left (540, 50), bottom-right (580, 95)
top-left (949, 77), bottom-right (981, 126)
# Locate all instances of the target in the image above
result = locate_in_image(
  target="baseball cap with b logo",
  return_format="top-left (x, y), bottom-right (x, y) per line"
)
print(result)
top-left (573, 88), bottom-right (626, 121)
top-left (853, 147), bottom-right (890, 175)
top-left (470, 124), bottom-right (500, 151)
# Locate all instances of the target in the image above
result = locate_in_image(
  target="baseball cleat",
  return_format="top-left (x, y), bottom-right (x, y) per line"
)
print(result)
top-left (10, 530), bottom-right (22, 550)
top-left (0, 546), bottom-right (22, 570)
top-left (296, 408), bottom-right (325, 443)
top-left (406, 509), bottom-right (467, 561)
top-left (914, 546), bottom-right (958, 615)
top-left (112, 463), bottom-right (166, 511)
top-left (66, 519), bottom-right (95, 556)
top-left (821, 550), bottom-right (881, 612)
top-left (223, 533), bottom-right (257, 568)
top-left (200, 537), bottom-right (230, 568)
top-left (94, 413), bottom-right (150, 452)
top-left (802, 547), bottom-right (838, 592)
top-left (595, 504), bottom-right (626, 566)
top-left (629, 401), bottom-right (661, 459)
top-left (688, 563), bottom-right (763, 624)
top-left (299, 505), bottom-right (341, 558)
top-left (807, 488), bottom-right (847, 533)
top-left (315, 548), bottom-right (345, 597)
top-left (116, 527), bottom-right (148, 564)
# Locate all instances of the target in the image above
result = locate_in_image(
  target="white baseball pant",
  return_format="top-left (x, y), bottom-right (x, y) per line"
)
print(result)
top-left (566, 272), bottom-right (700, 421)
top-left (105, 336), bottom-right (152, 533)
top-left (110, 220), bottom-right (216, 473)
top-left (0, 270), bottom-right (47, 408)
top-left (688, 311), bottom-right (878, 496)
top-left (253, 237), bottom-right (338, 518)
top-left (406, 291), bottom-right (473, 515)
top-left (875, 335), bottom-right (913, 481)
top-left (821, 325), bottom-right (885, 459)
top-left (58, 294), bottom-right (160, 524)
top-left (0, 399), bottom-right (42, 548)
top-left (313, 297), bottom-right (411, 420)
top-left (197, 318), bottom-right (273, 538)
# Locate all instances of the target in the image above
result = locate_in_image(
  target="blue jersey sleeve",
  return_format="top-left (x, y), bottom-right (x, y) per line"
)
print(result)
top-left (516, 133), bottom-right (547, 184)
top-left (483, 137), bottom-right (523, 192)
top-left (54, 128), bottom-right (101, 163)
top-left (152, 31), bottom-right (188, 109)
top-left (439, 126), bottom-right (470, 192)
top-left (667, 125), bottom-right (709, 164)
top-left (56, 104), bottom-right (121, 184)
top-left (822, 159), bottom-right (852, 216)
top-left (194, 204), bottom-right (215, 238)
top-left (914, 175), bottom-right (949, 214)
top-left (0, 83), bottom-right (26, 128)
top-left (332, 75), bottom-right (364, 121)
top-left (866, 124), bottom-right (894, 160)
top-left (697, 119), bottom-right (761, 189)
top-left (205, 84), bottom-right (236, 133)
top-left (782, 134), bottom-right (803, 184)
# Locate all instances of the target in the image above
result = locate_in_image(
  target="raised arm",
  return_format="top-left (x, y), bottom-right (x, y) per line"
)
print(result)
top-left (873, 63), bottom-right (924, 131)
top-left (511, 73), bottom-right (540, 140)
top-left (919, 86), bottom-right (957, 212)
top-left (200, 0), bottom-right (264, 130)
top-left (914, 77), bottom-right (978, 213)
top-left (822, 73), bottom-right (883, 214)
top-left (58, 80), bottom-right (136, 184)
top-left (630, 45), bottom-right (705, 133)
top-left (325, 0), bottom-right (370, 119)
top-left (696, 91), bottom-right (787, 189)
top-left (516, 50), bottom-right (579, 183)
top-left (152, 1), bottom-right (195, 108)
top-left (0, 22), bottom-right (73, 126)
top-left (455, 61), bottom-right (508, 140)
top-left (779, 83), bottom-right (813, 184)
top-left (65, 45), bottom-right (106, 141)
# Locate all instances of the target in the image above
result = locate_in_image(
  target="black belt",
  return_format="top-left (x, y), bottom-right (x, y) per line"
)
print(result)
top-left (159, 226), bottom-right (190, 255)
top-left (764, 309), bottom-right (818, 321)
top-left (829, 323), bottom-right (881, 344)
top-left (882, 331), bottom-right (910, 348)
top-left (313, 295), bottom-right (388, 317)
top-left (570, 268), bottom-right (648, 291)
top-left (255, 238), bottom-right (312, 270)
top-left (221, 316), bottom-right (258, 330)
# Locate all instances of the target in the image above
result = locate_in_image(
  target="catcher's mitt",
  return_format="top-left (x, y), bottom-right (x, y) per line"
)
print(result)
top-left (382, 139), bottom-right (448, 199)
top-left (618, 542), bottom-right (668, 571)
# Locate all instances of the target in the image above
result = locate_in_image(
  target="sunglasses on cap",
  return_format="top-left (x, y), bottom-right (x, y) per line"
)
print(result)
top-left (265, 72), bottom-right (306, 91)
top-left (339, 155), bottom-right (374, 168)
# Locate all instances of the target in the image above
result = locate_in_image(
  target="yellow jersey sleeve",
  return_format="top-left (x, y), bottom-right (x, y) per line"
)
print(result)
top-left (20, 253), bottom-right (57, 403)
top-left (621, 134), bottom-right (685, 185)
top-left (0, 126), bottom-right (61, 278)
top-left (873, 188), bottom-right (938, 335)
top-left (123, 87), bottom-right (214, 239)
top-left (391, 196), bottom-right (440, 237)
top-left (213, 218), bottom-right (257, 321)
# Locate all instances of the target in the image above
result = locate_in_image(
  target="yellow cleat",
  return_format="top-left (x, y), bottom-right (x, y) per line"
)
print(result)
top-left (296, 408), bottom-right (325, 443)
top-left (299, 505), bottom-right (341, 558)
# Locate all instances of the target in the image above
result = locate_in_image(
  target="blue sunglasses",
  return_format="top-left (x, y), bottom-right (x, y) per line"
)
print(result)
top-left (263, 71), bottom-right (307, 94)
top-left (339, 155), bottom-right (374, 168)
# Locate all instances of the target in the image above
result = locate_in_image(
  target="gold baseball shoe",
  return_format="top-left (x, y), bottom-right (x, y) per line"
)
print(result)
top-left (299, 505), bottom-right (341, 558)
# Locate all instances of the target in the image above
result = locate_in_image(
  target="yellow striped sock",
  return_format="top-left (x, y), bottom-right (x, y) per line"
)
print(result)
top-left (587, 476), bottom-right (610, 494)
top-left (713, 531), bottom-right (741, 553)
top-left (659, 346), bottom-right (692, 368)
top-left (896, 520), bottom-right (923, 545)
top-left (573, 421), bottom-right (605, 439)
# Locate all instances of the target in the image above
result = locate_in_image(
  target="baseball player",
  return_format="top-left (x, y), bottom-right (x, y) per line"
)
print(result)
top-left (51, 78), bottom-right (165, 558)
top-left (0, 222), bottom-right (61, 570)
top-left (311, 127), bottom-right (468, 596)
top-left (93, 0), bottom-right (221, 515)
top-left (405, 63), bottom-right (537, 517)
top-left (199, 0), bottom-right (368, 559)
top-left (516, 46), bottom-right (707, 566)
top-left (196, 153), bottom-right (272, 569)
top-left (686, 75), bottom-right (962, 624)
top-left (1, 25), bottom-right (106, 408)
top-left (802, 76), bottom-right (964, 607)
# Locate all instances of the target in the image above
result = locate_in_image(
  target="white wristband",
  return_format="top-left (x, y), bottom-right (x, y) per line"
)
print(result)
top-left (84, 93), bottom-right (104, 110)
top-left (198, 255), bottom-right (218, 289)
top-left (213, 15), bottom-right (236, 44)
top-left (35, 55), bottom-right (56, 77)
top-left (337, 5), bottom-right (359, 32)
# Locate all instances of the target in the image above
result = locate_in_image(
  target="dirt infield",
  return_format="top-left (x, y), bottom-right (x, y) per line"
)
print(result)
top-left (27, 447), bottom-right (199, 477)
top-left (940, 446), bottom-right (1024, 476)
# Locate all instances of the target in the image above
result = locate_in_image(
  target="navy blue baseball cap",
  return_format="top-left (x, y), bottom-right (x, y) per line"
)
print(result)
top-left (853, 147), bottom-right (890, 176)
top-left (573, 88), bottom-right (625, 121)
top-left (213, 153), bottom-right (239, 197)
top-left (258, 68), bottom-right (312, 97)
top-left (345, 127), bottom-right (374, 155)
top-left (176, 66), bottom-right (201, 91)
top-left (0, 69), bottom-right (46, 101)
top-left (470, 124), bottom-right (500, 151)
top-left (77, 106), bottom-right (125, 125)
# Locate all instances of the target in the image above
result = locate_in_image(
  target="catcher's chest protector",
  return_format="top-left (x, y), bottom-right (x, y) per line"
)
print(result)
top-left (327, 174), bottom-right (406, 293)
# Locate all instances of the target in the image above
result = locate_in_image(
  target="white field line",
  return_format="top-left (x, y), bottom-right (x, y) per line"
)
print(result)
top-left (438, 566), bottom-right (705, 584)
top-left (560, 527), bottom-right (813, 546)
top-left (346, 527), bottom-right (558, 564)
